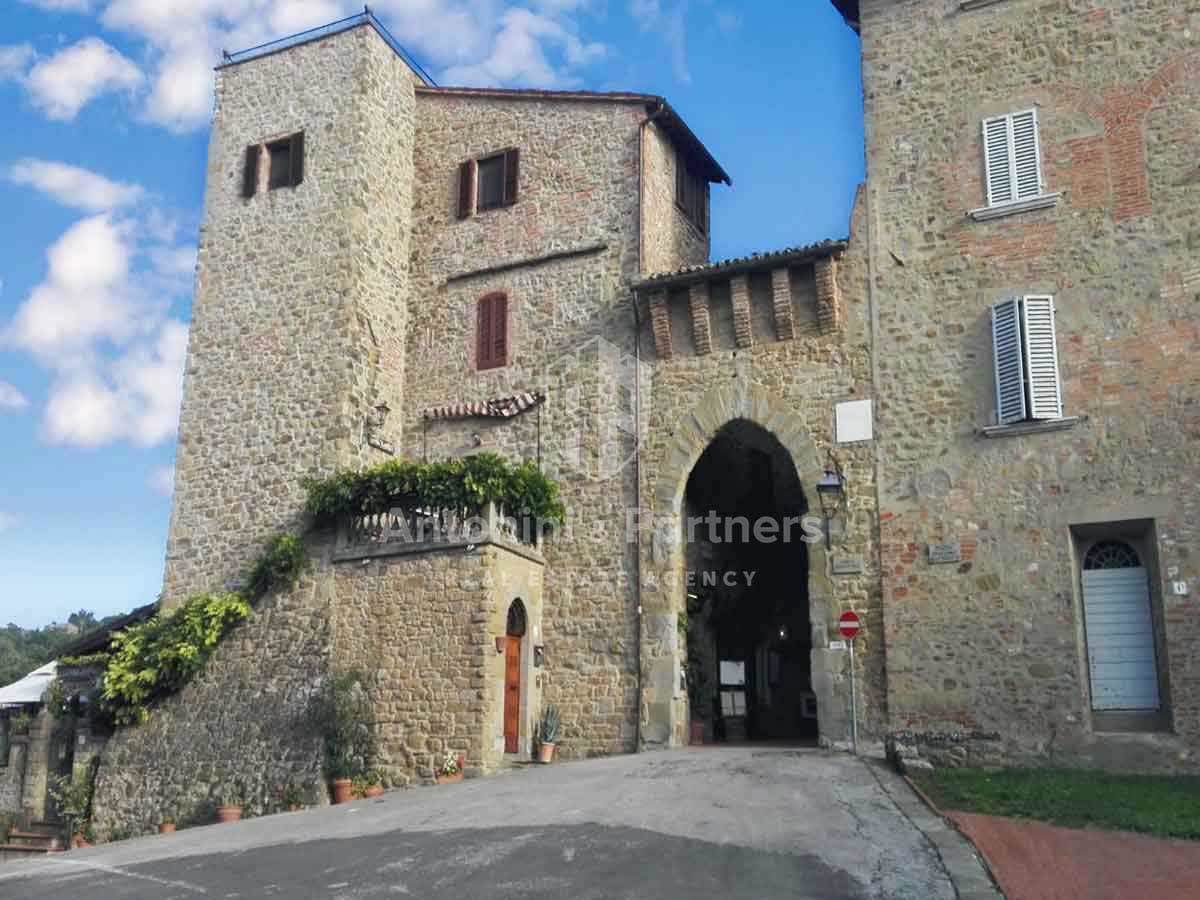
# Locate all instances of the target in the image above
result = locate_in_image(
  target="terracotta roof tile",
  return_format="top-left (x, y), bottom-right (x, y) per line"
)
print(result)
top-left (634, 239), bottom-right (848, 290)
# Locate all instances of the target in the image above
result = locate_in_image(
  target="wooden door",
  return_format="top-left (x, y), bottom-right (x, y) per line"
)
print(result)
top-left (503, 636), bottom-right (521, 753)
top-left (1083, 566), bottom-right (1160, 710)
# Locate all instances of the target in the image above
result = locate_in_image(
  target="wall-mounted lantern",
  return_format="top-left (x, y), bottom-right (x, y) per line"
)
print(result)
top-left (494, 636), bottom-right (506, 655)
top-left (816, 451), bottom-right (848, 550)
top-left (533, 645), bottom-right (545, 668)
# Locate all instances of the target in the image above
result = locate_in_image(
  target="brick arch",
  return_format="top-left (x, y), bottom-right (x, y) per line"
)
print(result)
top-left (638, 383), bottom-right (838, 749)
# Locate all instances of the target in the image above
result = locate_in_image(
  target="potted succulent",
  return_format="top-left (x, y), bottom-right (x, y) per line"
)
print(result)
top-left (363, 769), bottom-right (385, 798)
top-left (435, 750), bottom-right (465, 784)
top-left (278, 782), bottom-right (305, 812)
top-left (535, 705), bottom-right (561, 763)
top-left (158, 817), bottom-right (176, 835)
top-left (216, 784), bottom-right (243, 823)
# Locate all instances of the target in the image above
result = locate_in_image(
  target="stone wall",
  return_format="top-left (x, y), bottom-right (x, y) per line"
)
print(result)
top-left (405, 90), bottom-right (666, 761)
top-left (91, 563), bottom-right (335, 839)
top-left (332, 539), bottom-right (544, 782)
top-left (641, 119), bottom-right (709, 274)
top-left (635, 228), bottom-right (882, 749)
top-left (858, 0), bottom-right (1200, 769)
top-left (0, 733), bottom-right (26, 817)
top-left (163, 24), bottom-right (417, 606)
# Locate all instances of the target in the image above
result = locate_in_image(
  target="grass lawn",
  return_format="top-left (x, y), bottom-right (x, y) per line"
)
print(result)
top-left (911, 767), bottom-right (1200, 840)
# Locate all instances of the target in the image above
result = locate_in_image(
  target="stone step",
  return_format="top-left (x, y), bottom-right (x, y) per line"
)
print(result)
top-left (6, 830), bottom-right (64, 850)
top-left (0, 843), bottom-right (64, 864)
top-left (27, 822), bottom-right (66, 837)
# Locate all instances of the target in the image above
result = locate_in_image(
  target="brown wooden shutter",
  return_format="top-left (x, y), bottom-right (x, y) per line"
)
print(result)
top-left (503, 148), bottom-right (519, 206)
top-left (477, 292), bottom-right (508, 369)
top-left (242, 145), bottom-right (259, 198)
top-left (457, 160), bottom-right (474, 219)
top-left (290, 131), bottom-right (305, 187)
top-left (492, 293), bottom-right (508, 365)
top-left (477, 294), bottom-right (493, 367)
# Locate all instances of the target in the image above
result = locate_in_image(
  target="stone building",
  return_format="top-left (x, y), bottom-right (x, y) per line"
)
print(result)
top-left (835, 0), bottom-right (1199, 770)
top-left (86, 0), bottom-right (1199, 833)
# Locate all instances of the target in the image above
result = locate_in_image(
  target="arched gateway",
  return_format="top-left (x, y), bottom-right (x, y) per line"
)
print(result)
top-left (639, 383), bottom-right (843, 748)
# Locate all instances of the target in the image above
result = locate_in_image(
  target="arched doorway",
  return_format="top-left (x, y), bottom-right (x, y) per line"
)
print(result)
top-left (503, 599), bottom-right (527, 753)
top-left (683, 420), bottom-right (815, 742)
top-left (638, 382), bottom-right (837, 749)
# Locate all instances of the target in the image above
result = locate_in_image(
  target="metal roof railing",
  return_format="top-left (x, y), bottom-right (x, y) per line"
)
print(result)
top-left (220, 6), bottom-right (436, 85)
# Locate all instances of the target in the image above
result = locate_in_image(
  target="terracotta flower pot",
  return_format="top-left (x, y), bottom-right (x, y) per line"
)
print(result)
top-left (537, 741), bottom-right (556, 764)
top-left (690, 720), bottom-right (706, 745)
top-left (71, 833), bottom-right (90, 849)
top-left (331, 778), bottom-right (354, 804)
top-left (435, 771), bottom-right (464, 785)
top-left (287, 804), bottom-right (302, 812)
top-left (158, 823), bottom-right (176, 834)
top-left (364, 785), bottom-right (384, 798)
top-left (216, 805), bottom-right (242, 823)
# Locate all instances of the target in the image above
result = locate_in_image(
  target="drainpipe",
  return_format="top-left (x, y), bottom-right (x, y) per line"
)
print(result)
top-left (631, 100), bottom-right (665, 751)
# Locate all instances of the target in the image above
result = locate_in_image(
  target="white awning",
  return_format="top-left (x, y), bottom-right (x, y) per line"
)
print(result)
top-left (0, 661), bottom-right (57, 707)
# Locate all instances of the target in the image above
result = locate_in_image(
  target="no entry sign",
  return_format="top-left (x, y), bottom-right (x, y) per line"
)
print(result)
top-left (838, 610), bottom-right (862, 640)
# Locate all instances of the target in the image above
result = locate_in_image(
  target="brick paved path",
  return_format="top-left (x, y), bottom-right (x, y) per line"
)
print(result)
top-left (947, 811), bottom-right (1200, 900)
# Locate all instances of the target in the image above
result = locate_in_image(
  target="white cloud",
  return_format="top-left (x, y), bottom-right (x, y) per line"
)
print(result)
top-left (143, 47), bottom-right (214, 133)
top-left (8, 159), bottom-right (143, 212)
top-left (629, 0), bottom-right (689, 83)
top-left (0, 512), bottom-right (17, 533)
top-left (0, 381), bottom-right (29, 411)
top-left (5, 215), bottom-right (140, 363)
top-left (441, 8), bottom-right (605, 87)
top-left (26, 38), bottom-right (143, 121)
top-left (42, 319), bottom-right (188, 447)
top-left (3, 170), bottom-right (195, 450)
top-left (20, 0), bottom-right (95, 10)
top-left (0, 44), bottom-right (35, 79)
top-left (149, 464), bottom-right (175, 497)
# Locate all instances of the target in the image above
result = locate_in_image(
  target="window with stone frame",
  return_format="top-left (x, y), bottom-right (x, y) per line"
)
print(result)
top-left (675, 150), bottom-right (707, 233)
top-left (458, 148), bottom-right (520, 218)
top-left (476, 291), bottom-right (509, 370)
top-left (242, 132), bottom-right (305, 197)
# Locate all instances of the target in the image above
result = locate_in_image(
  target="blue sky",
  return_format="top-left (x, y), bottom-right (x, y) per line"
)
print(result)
top-left (0, 1), bottom-right (862, 630)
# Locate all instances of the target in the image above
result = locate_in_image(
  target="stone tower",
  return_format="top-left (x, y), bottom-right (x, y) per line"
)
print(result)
top-left (163, 23), bottom-right (423, 606)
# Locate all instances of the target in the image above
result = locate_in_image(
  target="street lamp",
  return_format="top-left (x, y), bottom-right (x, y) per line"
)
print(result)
top-left (815, 452), bottom-right (847, 550)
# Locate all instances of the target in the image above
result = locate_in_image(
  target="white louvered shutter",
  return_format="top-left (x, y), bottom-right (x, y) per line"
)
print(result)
top-left (991, 298), bottom-right (1026, 424)
top-left (983, 115), bottom-right (1013, 206)
top-left (1021, 295), bottom-right (1063, 419)
top-left (983, 109), bottom-right (1043, 207)
top-left (1011, 109), bottom-right (1042, 200)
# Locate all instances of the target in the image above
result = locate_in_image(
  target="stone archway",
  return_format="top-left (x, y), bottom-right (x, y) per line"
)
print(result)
top-left (638, 383), bottom-right (840, 749)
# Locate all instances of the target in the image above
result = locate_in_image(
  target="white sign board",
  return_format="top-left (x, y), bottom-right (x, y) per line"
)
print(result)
top-left (719, 660), bottom-right (746, 686)
top-left (836, 399), bottom-right (874, 443)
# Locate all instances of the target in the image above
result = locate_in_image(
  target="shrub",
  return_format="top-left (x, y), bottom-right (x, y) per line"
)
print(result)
top-left (245, 533), bottom-right (307, 601)
top-left (302, 454), bottom-right (565, 528)
top-left (100, 593), bottom-right (251, 726)
top-left (307, 671), bottom-right (377, 780)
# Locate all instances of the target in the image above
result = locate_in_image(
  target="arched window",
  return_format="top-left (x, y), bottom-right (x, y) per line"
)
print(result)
top-left (1083, 540), bottom-right (1141, 570)
top-left (477, 292), bottom-right (509, 370)
top-left (506, 599), bottom-right (527, 637)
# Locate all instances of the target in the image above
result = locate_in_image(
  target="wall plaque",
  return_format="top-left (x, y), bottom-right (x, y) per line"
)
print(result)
top-left (832, 557), bottom-right (864, 575)
top-left (928, 542), bottom-right (962, 564)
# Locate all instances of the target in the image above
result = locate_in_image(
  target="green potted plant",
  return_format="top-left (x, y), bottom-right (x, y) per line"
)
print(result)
top-left (435, 750), bottom-right (465, 784)
top-left (278, 782), bottom-right (305, 812)
top-left (158, 816), bottom-right (176, 835)
top-left (308, 672), bottom-right (377, 804)
top-left (363, 769), bottom-right (385, 798)
top-left (47, 766), bottom-right (96, 849)
top-left (216, 784), bottom-right (243, 823)
top-left (535, 705), bottom-right (561, 763)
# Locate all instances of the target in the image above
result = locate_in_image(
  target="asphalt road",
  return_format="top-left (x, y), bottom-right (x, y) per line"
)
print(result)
top-left (0, 748), bottom-right (961, 899)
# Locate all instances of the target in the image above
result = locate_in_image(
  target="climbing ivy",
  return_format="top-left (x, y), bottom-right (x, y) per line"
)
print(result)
top-left (301, 454), bottom-right (565, 527)
top-left (245, 533), bottom-right (307, 602)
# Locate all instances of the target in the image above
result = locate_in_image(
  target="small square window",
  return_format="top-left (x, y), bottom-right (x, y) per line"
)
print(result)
top-left (477, 154), bottom-right (506, 211)
top-left (267, 139), bottom-right (293, 190)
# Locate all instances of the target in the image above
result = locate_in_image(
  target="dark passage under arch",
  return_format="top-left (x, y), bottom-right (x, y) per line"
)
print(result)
top-left (683, 419), bottom-right (816, 742)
